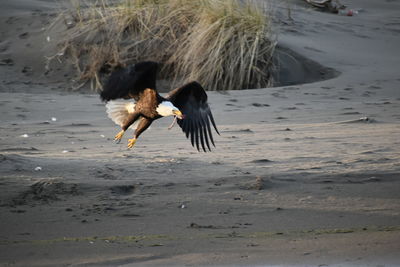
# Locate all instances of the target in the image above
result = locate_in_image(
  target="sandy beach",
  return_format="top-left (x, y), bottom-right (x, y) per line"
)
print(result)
top-left (1, 0), bottom-right (400, 266)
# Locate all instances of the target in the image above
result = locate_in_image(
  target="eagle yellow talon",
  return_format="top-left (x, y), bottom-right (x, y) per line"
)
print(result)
top-left (127, 138), bottom-right (137, 149)
top-left (114, 130), bottom-right (125, 143)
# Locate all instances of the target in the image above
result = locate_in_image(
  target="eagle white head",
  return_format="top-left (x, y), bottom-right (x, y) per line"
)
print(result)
top-left (156, 101), bottom-right (183, 119)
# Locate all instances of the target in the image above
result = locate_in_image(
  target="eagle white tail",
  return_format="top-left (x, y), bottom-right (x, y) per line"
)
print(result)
top-left (105, 100), bottom-right (136, 128)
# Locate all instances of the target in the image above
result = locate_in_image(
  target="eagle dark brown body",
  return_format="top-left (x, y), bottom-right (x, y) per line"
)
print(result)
top-left (100, 61), bottom-right (219, 151)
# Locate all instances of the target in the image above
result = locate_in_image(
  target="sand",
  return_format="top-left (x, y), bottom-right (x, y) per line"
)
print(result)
top-left (1, 0), bottom-right (400, 266)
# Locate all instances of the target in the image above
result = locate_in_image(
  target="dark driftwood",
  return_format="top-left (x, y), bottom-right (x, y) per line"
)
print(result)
top-left (304, 0), bottom-right (345, 13)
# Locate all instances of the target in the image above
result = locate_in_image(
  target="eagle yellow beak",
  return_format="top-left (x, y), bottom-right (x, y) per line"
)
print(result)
top-left (173, 110), bottom-right (184, 119)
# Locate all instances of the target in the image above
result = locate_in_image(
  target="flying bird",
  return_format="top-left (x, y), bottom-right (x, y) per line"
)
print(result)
top-left (100, 61), bottom-right (219, 151)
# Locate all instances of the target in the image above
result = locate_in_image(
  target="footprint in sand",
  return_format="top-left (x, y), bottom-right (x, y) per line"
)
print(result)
top-left (18, 32), bottom-right (29, 39)
top-left (271, 92), bottom-right (287, 98)
top-left (251, 159), bottom-right (273, 164)
top-left (252, 103), bottom-right (270, 107)
top-left (110, 185), bottom-right (136, 196)
top-left (21, 66), bottom-right (33, 75)
top-left (0, 58), bottom-right (14, 66)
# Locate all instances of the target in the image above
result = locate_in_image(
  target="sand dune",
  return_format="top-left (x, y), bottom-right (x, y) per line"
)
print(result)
top-left (1, 0), bottom-right (400, 266)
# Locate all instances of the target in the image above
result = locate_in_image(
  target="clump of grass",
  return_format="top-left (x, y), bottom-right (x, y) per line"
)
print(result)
top-left (50, 0), bottom-right (276, 91)
top-left (170, 0), bottom-right (276, 90)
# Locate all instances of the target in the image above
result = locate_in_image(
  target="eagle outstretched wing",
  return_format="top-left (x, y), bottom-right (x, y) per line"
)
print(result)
top-left (167, 82), bottom-right (219, 152)
top-left (100, 61), bottom-right (158, 102)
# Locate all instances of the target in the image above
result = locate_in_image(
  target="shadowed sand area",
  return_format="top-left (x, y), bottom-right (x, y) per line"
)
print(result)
top-left (1, 0), bottom-right (400, 266)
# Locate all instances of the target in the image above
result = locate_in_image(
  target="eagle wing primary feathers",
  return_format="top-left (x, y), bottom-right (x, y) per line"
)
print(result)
top-left (167, 82), bottom-right (219, 152)
top-left (100, 61), bottom-right (158, 102)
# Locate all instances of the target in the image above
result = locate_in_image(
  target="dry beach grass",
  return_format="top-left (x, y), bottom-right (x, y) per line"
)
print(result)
top-left (49, 0), bottom-right (276, 91)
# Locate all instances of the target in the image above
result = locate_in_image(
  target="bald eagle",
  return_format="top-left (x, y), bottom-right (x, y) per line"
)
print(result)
top-left (100, 61), bottom-right (219, 152)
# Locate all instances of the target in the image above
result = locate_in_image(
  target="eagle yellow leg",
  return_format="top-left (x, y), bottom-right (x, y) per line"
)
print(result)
top-left (114, 130), bottom-right (125, 143)
top-left (127, 138), bottom-right (137, 149)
